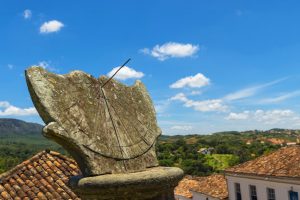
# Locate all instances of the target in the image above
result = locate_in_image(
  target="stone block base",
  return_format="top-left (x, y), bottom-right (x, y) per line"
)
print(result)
top-left (69, 167), bottom-right (184, 200)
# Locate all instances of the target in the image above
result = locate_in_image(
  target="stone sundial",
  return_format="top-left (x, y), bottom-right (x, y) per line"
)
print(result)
top-left (26, 66), bottom-right (161, 175)
top-left (25, 66), bottom-right (183, 199)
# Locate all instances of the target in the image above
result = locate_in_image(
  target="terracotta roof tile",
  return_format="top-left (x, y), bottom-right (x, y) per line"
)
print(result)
top-left (0, 150), bottom-right (81, 200)
top-left (190, 174), bottom-right (228, 200)
top-left (175, 174), bottom-right (228, 200)
top-left (225, 146), bottom-right (300, 178)
top-left (174, 177), bottom-right (200, 199)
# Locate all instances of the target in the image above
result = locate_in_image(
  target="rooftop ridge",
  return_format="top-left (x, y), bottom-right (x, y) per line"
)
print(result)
top-left (225, 146), bottom-right (300, 178)
top-left (0, 150), bottom-right (78, 182)
top-left (47, 150), bottom-right (78, 165)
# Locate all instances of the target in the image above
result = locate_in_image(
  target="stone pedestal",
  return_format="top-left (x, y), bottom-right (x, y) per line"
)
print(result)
top-left (69, 167), bottom-right (184, 200)
top-left (25, 67), bottom-right (184, 199)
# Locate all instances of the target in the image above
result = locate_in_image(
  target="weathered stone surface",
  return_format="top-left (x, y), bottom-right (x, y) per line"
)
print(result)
top-left (69, 167), bottom-right (184, 200)
top-left (25, 66), bottom-right (161, 176)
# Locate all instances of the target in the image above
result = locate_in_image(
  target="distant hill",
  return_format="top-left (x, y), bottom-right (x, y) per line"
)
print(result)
top-left (240, 128), bottom-right (300, 136)
top-left (0, 118), bottom-right (43, 135)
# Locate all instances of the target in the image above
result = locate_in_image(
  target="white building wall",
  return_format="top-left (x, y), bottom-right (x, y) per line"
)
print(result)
top-left (226, 175), bottom-right (300, 200)
top-left (175, 194), bottom-right (192, 200)
top-left (191, 191), bottom-right (220, 200)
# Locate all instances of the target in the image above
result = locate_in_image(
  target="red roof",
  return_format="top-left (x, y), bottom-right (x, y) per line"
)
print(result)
top-left (175, 174), bottom-right (228, 200)
top-left (175, 176), bottom-right (203, 199)
top-left (225, 146), bottom-right (300, 178)
top-left (0, 150), bottom-right (80, 200)
top-left (190, 174), bottom-right (228, 200)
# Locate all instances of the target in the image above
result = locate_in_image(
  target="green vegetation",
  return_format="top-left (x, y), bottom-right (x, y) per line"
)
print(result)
top-left (205, 154), bottom-right (239, 171)
top-left (0, 119), bottom-right (298, 175)
top-left (156, 131), bottom-right (292, 175)
top-left (0, 134), bottom-right (64, 173)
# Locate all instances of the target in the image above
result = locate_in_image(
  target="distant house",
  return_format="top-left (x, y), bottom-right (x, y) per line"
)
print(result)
top-left (225, 146), bottom-right (300, 200)
top-left (0, 150), bottom-right (80, 199)
top-left (198, 147), bottom-right (214, 155)
top-left (175, 174), bottom-right (228, 200)
top-left (286, 142), bottom-right (297, 146)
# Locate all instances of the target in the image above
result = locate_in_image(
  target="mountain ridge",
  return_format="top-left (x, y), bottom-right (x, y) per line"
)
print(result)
top-left (0, 118), bottom-right (43, 135)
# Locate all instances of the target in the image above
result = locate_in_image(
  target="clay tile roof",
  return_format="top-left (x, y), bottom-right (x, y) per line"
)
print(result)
top-left (190, 174), bottom-right (228, 200)
top-left (174, 176), bottom-right (203, 199)
top-left (225, 146), bottom-right (300, 178)
top-left (0, 150), bottom-right (81, 200)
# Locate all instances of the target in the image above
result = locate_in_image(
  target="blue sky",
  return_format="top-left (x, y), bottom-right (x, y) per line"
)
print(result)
top-left (1, 1), bottom-right (300, 134)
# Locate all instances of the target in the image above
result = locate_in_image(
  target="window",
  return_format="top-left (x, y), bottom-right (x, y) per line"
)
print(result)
top-left (235, 183), bottom-right (242, 200)
top-left (289, 191), bottom-right (299, 200)
top-left (249, 185), bottom-right (257, 200)
top-left (267, 188), bottom-right (276, 200)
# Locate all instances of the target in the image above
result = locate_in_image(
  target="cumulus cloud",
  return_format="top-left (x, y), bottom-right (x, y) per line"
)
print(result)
top-left (0, 101), bottom-right (38, 116)
top-left (23, 9), bottom-right (32, 19)
top-left (171, 125), bottom-right (192, 131)
top-left (170, 93), bottom-right (189, 102)
top-left (226, 109), bottom-right (297, 124)
top-left (254, 109), bottom-right (295, 124)
top-left (225, 111), bottom-right (250, 120)
top-left (141, 42), bottom-right (199, 61)
top-left (170, 73), bottom-right (210, 89)
top-left (107, 66), bottom-right (144, 80)
top-left (170, 93), bottom-right (227, 112)
top-left (40, 20), bottom-right (64, 33)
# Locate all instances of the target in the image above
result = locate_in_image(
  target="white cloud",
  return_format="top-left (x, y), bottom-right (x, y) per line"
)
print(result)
top-left (190, 90), bottom-right (202, 95)
top-left (37, 61), bottom-right (58, 72)
top-left (23, 9), bottom-right (32, 19)
top-left (0, 102), bottom-right (10, 108)
top-left (260, 90), bottom-right (300, 104)
top-left (0, 101), bottom-right (38, 116)
top-left (226, 109), bottom-right (297, 125)
top-left (224, 86), bottom-right (259, 101)
top-left (171, 125), bottom-right (192, 131)
top-left (170, 93), bottom-right (227, 112)
top-left (185, 99), bottom-right (227, 112)
top-left (170, 73), bottom-right (210, 89)
top-left (225, 111), bottom-right (250, 120)
top-left (223, 78), bottom-right (286, 101)
top-left (107, 66), bottom-right (144, 80)
top-left (40, 20), bottom-right (64, 33)
top-left (170, 93), bottom-right (189, 102)
top-left (254, 109), bottom-right (295, 124)
top-left (141, 42), bottom-right (199, 61)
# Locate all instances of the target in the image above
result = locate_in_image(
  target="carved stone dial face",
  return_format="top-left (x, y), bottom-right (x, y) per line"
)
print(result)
top-left (25, 67), bottom-right (161, 160)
